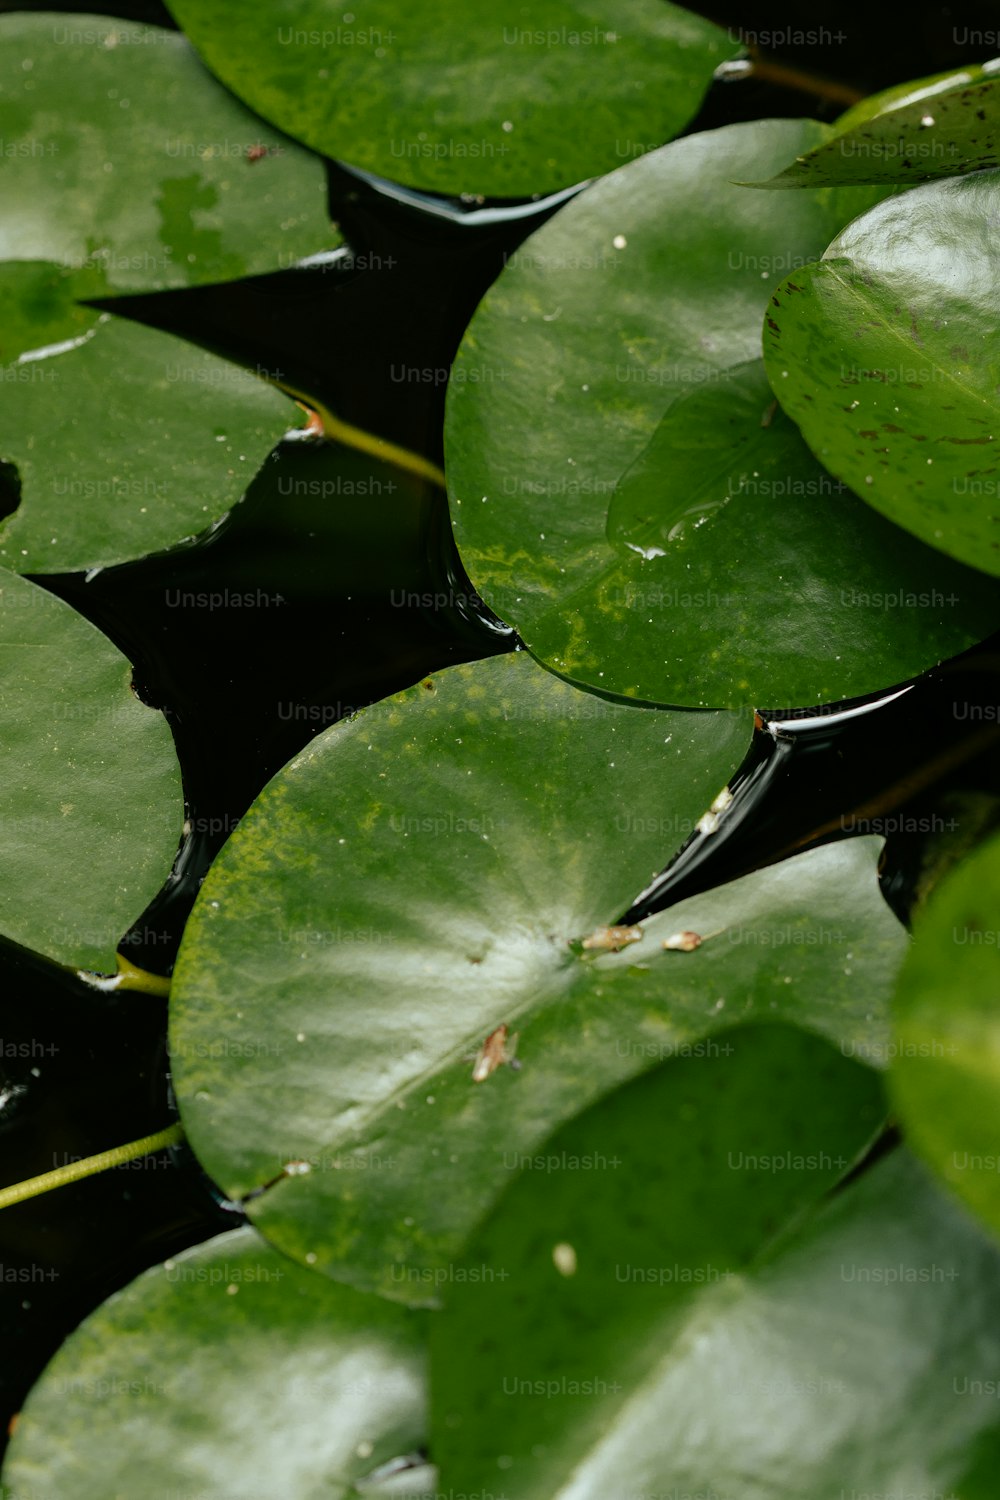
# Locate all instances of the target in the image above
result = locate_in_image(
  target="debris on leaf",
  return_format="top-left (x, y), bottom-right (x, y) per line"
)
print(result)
top-left (580, 924), bottom-right (643, 952)
top-left (552, 1242), bottom-right (578, 1276)
top-left (697, 787), bottom-right (733, 835)
top-left (471, 1022), bottom-right (520, 1082)
top-left (662, 930), bottom-right (703, 952)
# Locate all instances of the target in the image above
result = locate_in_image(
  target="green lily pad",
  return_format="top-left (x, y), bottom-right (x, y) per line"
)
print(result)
top-left (754, 61), bottom-right (1000, 188)
top-left (0, 570), bottom-right (181, 970)
top-left (595, 361), bottom-right (993, 707)
top-left (0, 1226), bottom-right (429, 1500)
top-left (169, 652), bottom-right (907, 1302)
top-left (0, 262), bottom-right (302, 574)
top-left (166, 0), bottom-right (736, 197)
top-left (763, 171), bottom-right (1000, 578)
top-left (0, 260), bottom-right (108, 363)
top-left (445, 119), bottom-right (917, 707)
top-left (891, 827), bottom-right (1000, 1241)
top-left (0, 12), bottom-right (338, 292)
top-left (433, 1070), bottom-right (1000, 1500)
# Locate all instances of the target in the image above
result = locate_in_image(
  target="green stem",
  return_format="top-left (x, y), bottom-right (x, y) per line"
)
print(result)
top-left (276, 382), bottom-right (447, 489)
top-left (0, 1122), bottom-right (184, 1211)
top-left (77, 955), bottom-right (171, 997)
top-left (744, 51), bottom-right (864, 108)
top-left (773, 723), bottom-right (1000, 865)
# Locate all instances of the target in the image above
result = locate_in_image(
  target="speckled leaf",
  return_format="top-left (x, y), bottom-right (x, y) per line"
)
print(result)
top-left (166, 0), bottom-right (736, 197)
top-left (0, 262), bottom-right (302, 573)
top-left (755, 61), bottom-right (1000, 188)
top-left (0, 12), bottom-right (338, 292)
top-left (833, 61), bottom-right (1000, 133)
top-left (445, 119), bottom-right (899, 707)
top-left (432, 1105), bottom-right (1000, 1500)
top-left (763, 172), bottom-right (1000, 578)
top-left (0, 1226), bottom-right (429, 1500)
top-left (0, 571), bottom-right (181, 970)
top-left (890, 828), bottom-right (1000, 1241)
top-left (169, 653), bottom-right (907, 1302)
top-left (592, 361), bottom-right (994, 707)
top-left (436, 1022), bottom-right (880, 1489)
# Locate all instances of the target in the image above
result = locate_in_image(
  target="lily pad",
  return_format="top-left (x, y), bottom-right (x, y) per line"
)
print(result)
top-left (763, 171), bottom-right (1000, 577)
top-left (166, 0), bottom-right (736, 197)
top-left (0, 259), bottom-right (107, 363)
top-left (754, 61), bottom-right (1000, 188)
top-left (0, 12), bottom-right (338, 292)
top-left (444, 119), bottom-right (920, 706)
top-left (0, 570), bottom-right (181, 970)
top-left (890, 828), bottom-right (1000, 1240)
top-left (432, 1077), bottom-right (1000, 1500)
top-left (169, 652), bottom-right (907, 1301)
top-left (0, 262), bottom-right (302, 574)
top-left (569, 361), bottom-right (994, 707)
top-left (0, 1226), bottom-right (429, 1500)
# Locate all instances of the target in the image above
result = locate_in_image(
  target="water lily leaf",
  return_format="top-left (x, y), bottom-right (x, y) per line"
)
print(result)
top-left (891, 828), bottom-right (1000, 1241)
top-left (444, 119), bottom-right (924, 707)
top-left (0, 571), bottom-right (182, 970)
top-left (432, 1068), bottom-right (1000, 1500)
top-left (596, 361), bottom-right (994, 707)
top-left (0, 1226), bottom-right (428, 1500)
top-left (754, 61), bottom-right (1000, 188)
top-left (0, 262), bottom-right (302, 574)
top-left (169, 652), bottom-right (906, 1302)
top-left (763, 171), bottom-right (1000, 578)
top-left (165, 0), bottom-right (736, 197)
top-left (0, 12), bottom-right (338, 292)
top-left (0, 260), bottom-right (107, 363)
